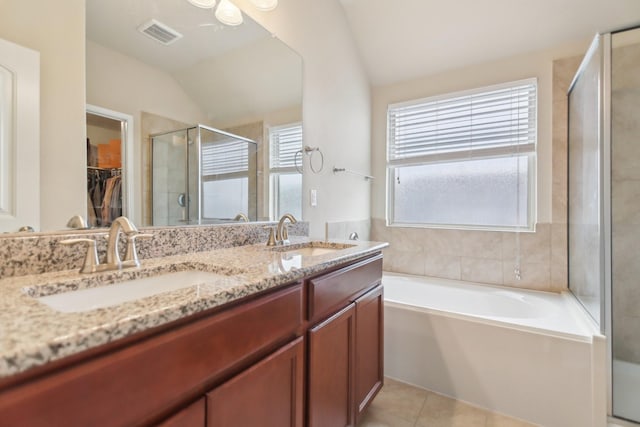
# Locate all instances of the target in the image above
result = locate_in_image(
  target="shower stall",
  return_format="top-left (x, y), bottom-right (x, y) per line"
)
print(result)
top-left (568, 26), bottom-right (640, 423)
top-left (150, 124), bottom-right (257, 226)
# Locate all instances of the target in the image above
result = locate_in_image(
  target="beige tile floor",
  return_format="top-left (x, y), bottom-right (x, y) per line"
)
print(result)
top-left (358, 378), bottom-right (537, 427)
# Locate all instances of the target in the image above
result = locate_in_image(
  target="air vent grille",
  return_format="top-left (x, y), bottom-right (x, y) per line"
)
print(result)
top-left (137, 19), bottom-right (183, 45)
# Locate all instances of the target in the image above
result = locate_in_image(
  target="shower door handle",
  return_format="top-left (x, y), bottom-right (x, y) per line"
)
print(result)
top-left (177, 193), bottom-right (191, 207)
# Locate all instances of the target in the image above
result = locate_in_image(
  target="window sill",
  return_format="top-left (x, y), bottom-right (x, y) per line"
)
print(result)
top-left (386, 221), bottom-right (537, 233)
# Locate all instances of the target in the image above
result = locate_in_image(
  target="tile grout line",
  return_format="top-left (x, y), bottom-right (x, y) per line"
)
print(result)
top-left (412, 392), bottom-right (429, 427)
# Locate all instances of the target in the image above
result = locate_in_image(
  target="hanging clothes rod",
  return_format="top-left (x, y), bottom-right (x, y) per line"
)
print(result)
top-left (332, 167), bottom-right (375, 181)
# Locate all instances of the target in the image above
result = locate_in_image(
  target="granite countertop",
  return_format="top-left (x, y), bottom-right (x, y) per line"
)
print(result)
top-left (0, 238), bottom-right (387, 379)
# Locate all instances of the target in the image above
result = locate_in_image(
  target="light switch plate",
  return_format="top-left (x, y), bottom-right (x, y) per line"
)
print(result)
top-left (310, 189), bottom-right (317, 207)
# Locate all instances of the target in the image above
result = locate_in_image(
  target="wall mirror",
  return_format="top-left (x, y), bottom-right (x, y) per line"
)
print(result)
top-left (85, 0), bottom-right (303, 228)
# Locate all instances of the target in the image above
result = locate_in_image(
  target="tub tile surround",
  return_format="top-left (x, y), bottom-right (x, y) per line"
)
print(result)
top-left (326, 218), bottom-right (371, 241)
top-left (358, 378), bottom-right (536, 427)
top-left (372, 55), bottom-right (583, 294)
top-left (373, 219), bottom-right (557, 291)
top-left (0, 233), bottom-right (385, 378)
top-left (0, 222), bottom-right (309, 280)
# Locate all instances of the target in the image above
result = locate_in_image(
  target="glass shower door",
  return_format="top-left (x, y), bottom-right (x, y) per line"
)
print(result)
top-left (151, 129), bottom-right (189, 226)
top-left (568, 35), bottom-right (604, 324)
top-left (611, 26), bottom-right (640, 424)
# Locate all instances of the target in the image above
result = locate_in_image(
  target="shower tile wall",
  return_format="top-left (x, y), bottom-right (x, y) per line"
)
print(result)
top-left (141, 112), bottom-right (190, 225)
top-left (370, 56), bottom-right (582, 293)
top-left (611, 40), bottom-right (640, 364)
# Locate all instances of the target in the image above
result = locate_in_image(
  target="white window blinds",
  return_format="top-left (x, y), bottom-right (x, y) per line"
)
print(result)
top-left (388, 79), bottom-right (537, 166)
top-left (270, 123), bottom-right (303, 171)
top-left (201, 140), bottom-right (249, 176)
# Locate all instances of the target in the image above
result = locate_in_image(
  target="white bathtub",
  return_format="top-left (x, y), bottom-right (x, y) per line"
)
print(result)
top-left (383, 272), bottom-right (607, 427)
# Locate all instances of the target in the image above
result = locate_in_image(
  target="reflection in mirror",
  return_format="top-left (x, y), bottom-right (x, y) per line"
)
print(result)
top-left (85, 0), bottom-right (303, 229)
top-left (269, 123), bottom-right (303, 219)
top-left (151, 125), bottom-right (257, 225)
top-left (86, 109), bottom-right (130, 228)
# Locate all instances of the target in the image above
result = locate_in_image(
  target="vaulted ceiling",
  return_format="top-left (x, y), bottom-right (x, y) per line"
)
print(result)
top-left (338, 0), bottom-right (640, 85)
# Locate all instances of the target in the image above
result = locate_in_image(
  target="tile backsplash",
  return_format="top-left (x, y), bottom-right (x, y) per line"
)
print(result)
top-left (0, 222), bottom-right (309, 280)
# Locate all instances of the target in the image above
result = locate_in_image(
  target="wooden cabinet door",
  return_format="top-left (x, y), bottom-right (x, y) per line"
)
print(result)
top-left (207, 337), bottom-right (304, 427)
top-left (354, 285), bottom-right (383, 423)
top-left (157, 398), bottom-right (205, 427)
top-left (307, 304), bottom-right (356, 427)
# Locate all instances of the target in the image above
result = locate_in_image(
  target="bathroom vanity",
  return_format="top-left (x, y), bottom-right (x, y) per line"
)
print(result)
top-left (0, 240), bottom-right (384, 427)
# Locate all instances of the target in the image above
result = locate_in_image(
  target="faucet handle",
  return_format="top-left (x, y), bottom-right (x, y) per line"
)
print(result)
top-left (264, 226), bottom-right (277, 246)
top-left (123, 233), bottom-right (153, 267)
top-left (280, 224), bottom-right (290, 242)
top-left (61, 238), bottom-right (100, 274)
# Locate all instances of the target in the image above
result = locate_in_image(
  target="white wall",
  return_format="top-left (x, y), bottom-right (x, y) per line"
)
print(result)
top-left (371, 40), bottom-right (590, 225)
top-left (235, 0), bottom-right (372, 238)
top-left (0, 0), bottom-right (86, 231)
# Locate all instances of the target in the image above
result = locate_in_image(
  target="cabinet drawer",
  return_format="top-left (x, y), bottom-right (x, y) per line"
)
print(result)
top-left (308, 254), bottom-right (382, 324)
top-left (0, 283), bottom-right (303, 427)
top-left (207, 337), bottom-right (304, 427)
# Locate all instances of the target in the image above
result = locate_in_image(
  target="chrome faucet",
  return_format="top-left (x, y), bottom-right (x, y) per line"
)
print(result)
top-left (61, 216), bottom-right (152, 273)
top-left (276, 213), bottom-right (297, 245)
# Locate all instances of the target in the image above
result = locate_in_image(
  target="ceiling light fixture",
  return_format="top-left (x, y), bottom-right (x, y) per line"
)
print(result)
top-left (187, 0), bottom-right (217, 8)
top-left (186, 0), bottom-right (278, 26)
top-left (249, 0), bottom-right (278, 12)
top-left (214, 0), bottom-right (243, 26)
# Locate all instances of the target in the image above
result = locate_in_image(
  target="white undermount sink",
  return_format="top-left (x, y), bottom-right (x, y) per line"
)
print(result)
top-left (282, 247), bottom-right (341, 257)
top-left (36, 270), bottom-right (238, 313)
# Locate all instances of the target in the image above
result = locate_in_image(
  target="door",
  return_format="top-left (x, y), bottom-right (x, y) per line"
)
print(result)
top-left (307, 304), bottom-right (356, 427)
top-left (354, 285), bottom-right (384, 423)
top-left (0, 37), bottom-right (39, 232)
top-left (157, 399), bottom-right (205, 427)
top-left (207, 337), bottom-right (304, 427)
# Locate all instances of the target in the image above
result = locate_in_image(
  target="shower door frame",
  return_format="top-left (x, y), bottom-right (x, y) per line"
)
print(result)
top-left (567, 33), bottom-right (608, 332)
top-left (569, 27), bottom-right (640, 423)
top-left (567, 31), bottom-right (614, 418)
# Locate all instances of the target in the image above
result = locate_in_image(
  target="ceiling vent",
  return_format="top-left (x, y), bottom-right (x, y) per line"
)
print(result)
top-left (137, 19), bottom-right (183, 45)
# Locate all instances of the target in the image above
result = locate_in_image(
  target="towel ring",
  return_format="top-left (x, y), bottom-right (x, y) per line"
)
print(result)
top-left (308, 147), bottom-right (324, 174)
top-left (293, 146), bottom-right (324, 174)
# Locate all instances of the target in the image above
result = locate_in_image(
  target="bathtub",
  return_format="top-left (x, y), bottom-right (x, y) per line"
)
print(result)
top-left (383, 272), bottom-right (607, 427)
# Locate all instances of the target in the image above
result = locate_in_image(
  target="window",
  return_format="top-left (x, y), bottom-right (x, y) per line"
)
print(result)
top-left (387, 79), bottom-right (537, 230)
top-left (269, 123), bottom-right (303, 219)
top-left (201, 138), bottom-right (250, 219)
